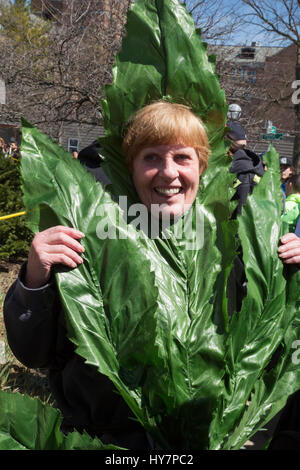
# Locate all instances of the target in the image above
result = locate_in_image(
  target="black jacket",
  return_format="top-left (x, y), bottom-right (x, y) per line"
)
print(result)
top-left (230, 148), bottom-right (265, 216)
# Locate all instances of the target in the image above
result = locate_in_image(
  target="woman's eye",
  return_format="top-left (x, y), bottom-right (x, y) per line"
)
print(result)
top-left (176, 154), bottom-right (190, 161)
top-left (144, 154), bottom-right (157, 162)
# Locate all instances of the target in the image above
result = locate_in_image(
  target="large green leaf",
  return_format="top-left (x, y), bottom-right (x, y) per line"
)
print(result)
top-left (210, 147), bottom-right (300, 449)
top-left (0, 390), bottom-right (120, 450)
top-left (9, 0), bottom-right (300, 450)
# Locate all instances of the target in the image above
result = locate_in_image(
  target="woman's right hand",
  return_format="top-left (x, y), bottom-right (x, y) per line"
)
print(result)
top-left (25, 226), bottom-right (85, 288)
top-left (278, 233), bottom-right (300, 266)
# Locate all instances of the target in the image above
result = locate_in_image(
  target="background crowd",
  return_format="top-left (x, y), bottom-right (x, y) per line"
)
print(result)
top-left (0, 136), bottom-right (20, 161)
top-left (226, 120), bottom-right (300, 229)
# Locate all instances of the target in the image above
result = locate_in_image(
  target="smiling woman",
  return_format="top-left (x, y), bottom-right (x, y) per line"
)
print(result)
top-left (2, 100), bottom-right (212, 450)
top-left (122, 101), bottom-right (211, 217)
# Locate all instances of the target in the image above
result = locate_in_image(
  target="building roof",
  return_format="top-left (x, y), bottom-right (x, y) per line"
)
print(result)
top-left (247, 136), bottom-right (295, 158)
top-left (208, 43), bottom-right (284, 67)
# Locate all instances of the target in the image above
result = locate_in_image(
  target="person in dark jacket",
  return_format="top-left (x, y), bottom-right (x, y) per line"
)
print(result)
top-left (227, 120), bottom-right (265, 217)
top-left (78, 140), bottom-right (111, 186)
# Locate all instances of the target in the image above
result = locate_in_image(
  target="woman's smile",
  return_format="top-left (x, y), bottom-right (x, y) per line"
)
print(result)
top-left (154, 186), bottom-right (182, 195)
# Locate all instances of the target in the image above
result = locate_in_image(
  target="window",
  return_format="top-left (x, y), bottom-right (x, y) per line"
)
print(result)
top-left (231, 68), bottom-right (238, 79)
top-left (68, 138), bottom-right (79, 153)
top-left (240, 47), bottom-right (255, 59)
top-left (249, 70), bottom-right (256, 84)
top-left (240, 68), bottom-right (248, 80)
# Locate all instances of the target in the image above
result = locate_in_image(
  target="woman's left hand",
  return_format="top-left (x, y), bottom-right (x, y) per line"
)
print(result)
top-left (278, 233), bottom-right (300, 265)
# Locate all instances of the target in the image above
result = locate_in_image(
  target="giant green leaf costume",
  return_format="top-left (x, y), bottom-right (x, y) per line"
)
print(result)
top-left (1, 0), bottom-right (300, 450)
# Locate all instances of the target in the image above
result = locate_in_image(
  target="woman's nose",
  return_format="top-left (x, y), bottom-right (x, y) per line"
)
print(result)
top-left (159, 158), bottom-right (179, 179)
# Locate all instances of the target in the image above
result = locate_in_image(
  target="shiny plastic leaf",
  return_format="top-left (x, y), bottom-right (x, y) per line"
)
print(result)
top-left (0, 390), bottom-right (120, 450)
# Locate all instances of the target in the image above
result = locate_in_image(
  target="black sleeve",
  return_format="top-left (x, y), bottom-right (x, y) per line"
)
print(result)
top-left (3, 263), bottom-right (59, 368)
top-left (295, 218), bottom-right (300, 237)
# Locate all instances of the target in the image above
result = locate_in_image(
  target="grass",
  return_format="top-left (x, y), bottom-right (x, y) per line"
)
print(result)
top-left (0, 362), bottom-right (53, 404)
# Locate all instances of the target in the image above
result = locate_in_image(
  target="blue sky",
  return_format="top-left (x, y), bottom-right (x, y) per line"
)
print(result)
top-left (186, 0), bottom-right (296, 47)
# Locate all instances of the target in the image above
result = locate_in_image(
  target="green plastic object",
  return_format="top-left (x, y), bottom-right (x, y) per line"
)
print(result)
top-left (0, 391), bottom-right (122, 450)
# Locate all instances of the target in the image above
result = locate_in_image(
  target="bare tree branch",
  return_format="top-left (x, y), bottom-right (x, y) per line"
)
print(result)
top-left (0, 0), bottom-right (132, 138)
top-left (185, 0), bottom-right (245, 43)
top-left (241, 0), bottom-right (300, 44)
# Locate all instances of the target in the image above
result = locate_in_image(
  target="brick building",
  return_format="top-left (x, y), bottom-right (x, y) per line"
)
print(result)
top-left (262, 44), bottom-right (297, 134)
top-left (248, 44), bottom-right (297, 157)
top-left (211, 42), bottom-right (297, 158)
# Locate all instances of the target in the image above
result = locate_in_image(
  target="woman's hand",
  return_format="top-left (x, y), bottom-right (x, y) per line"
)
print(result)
top-left (278, 233), bottom-right (300, 265)
top-left (25, 226), bottom-right (85, 288)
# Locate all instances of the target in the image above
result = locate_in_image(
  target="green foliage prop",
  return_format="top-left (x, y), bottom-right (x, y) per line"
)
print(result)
top-left (0, 390), bottom-right (121, 450)
top-left (1, 0), bottom-right (300, 450)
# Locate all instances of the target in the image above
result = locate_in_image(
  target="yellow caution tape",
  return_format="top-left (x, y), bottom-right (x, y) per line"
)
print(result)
top-left (253, 175), bottom-right (261, 184)
top-left (233, 178), bottom-right (241, 188)
top-left (0, 211), bottom-right (26, 221)
top-left (8, 155), bottom-right (19, 162)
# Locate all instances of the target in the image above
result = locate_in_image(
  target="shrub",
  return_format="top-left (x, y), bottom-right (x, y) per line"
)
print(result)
top-left (0, 151), bottom-right (32, 259)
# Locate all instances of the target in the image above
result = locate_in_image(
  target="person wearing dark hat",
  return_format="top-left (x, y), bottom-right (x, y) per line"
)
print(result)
top-left (227, 120), bottom-right (265, 217)
top-left (8, 137), bottom-right (20, 160)
top-left (77, 140), bottom-right (111, 186)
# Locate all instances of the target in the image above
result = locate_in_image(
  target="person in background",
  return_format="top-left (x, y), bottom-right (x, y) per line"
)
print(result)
top-left (281, 174), bottom-right (300, 232)
top-left (78, 140), bottom-right (111, 186)
top-left (227, 120), bottom-right (265, 217)
top-left (8, 138), bottom-right (20, 160)
top-left (280, 156), bottom-right (294, 196)
top-left (4, 143), bottom-right (10, 156)
top-left (0, 137), bottom-right (5, 156)
top-left (71, 150), bottom-right (78, 159)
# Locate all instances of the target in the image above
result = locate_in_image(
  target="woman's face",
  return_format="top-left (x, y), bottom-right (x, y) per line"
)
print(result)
top-left (280, 165), bottom-right (294, 182)
top-left (132, 144), bottom-right (201, 217)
